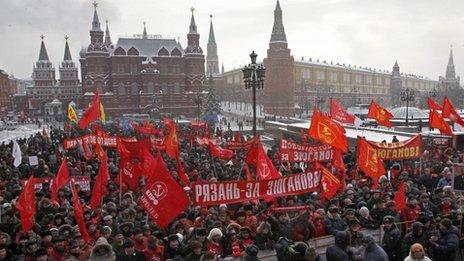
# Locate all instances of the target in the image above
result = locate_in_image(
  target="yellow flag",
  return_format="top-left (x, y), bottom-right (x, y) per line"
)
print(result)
top-left (99, 102), bottom-right (105, 123)
top-left (67, 104), bottom-right (78, 123)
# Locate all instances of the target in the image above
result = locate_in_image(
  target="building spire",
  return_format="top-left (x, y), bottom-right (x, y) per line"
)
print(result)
top-left (221, 63), bottom-right (225, 74)
top-left (104, 20), bottom-right (112, 45)
top-left (208, 15), bottom-right (216, 44)
top-left (38, 35), bottom-right (50, 61)
top-left (143, 21), bottom-right (148, 39)
top-left (446, 45), bottom-right (456, 79)
top-left (63, 35), bottom-right (72, 61)
top-left (270, 0), bottom-right (287, 42)
top-left (91, 1), bottom-right (101, 31)
top-left (189, 7), bottom-right (198, 34)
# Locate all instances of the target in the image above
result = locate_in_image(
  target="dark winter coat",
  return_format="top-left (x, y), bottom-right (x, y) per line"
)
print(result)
top-left (363, 235), bottom-right (388, 261)
top-left (90, 237), bottom-right (116, 261)
top-left (402, 222), bottom-right (427, 258)
top-left (325, 231), bottom-right (349, 261)
top-left (381, 223), bottom-right (402, 261)
top-left (431, 226), bottom-right (460, 261)
top-left (324, 214), bottom-right (347, 235)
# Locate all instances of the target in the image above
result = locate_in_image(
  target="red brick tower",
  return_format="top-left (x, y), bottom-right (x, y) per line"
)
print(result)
top-left (263, 0), bottom-right (295, 117)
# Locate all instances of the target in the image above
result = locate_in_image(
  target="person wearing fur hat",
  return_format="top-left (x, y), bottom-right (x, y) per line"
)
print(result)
top-left (206, 228), bottom-right (223, 256)
top-left (111, 230), bottom-right (126, 256)
top-left (253, 222), bottom-right (273, 250)
top-left (143, 235), bottom-right (164, 261)
top-left (221, 223), bottom-right (242, 258)
top-left (238, 226), bottom-right (254, 249)
top-left (90, 237), bottom-right (116, 261)
top-left (381, 215), bottom-right (402, 261)
top-left (115, 239), bottom-right (145, 261)
top-left (47, 235), bottom-right (67, 261)
top-left (184, 240), bottom-right (203, 261)
top-left (32, 248), bottom-right (50, 261)
top-left (401, 222), bottom-right (427, 259)
top-left (404, 243), bottom-right (432, 261)
top-left (131, 228), bottom-right (148, 252)
top-left (429, 218), bottom-right (459, 261)
top-left (163, 234), bottom-right (184, 260)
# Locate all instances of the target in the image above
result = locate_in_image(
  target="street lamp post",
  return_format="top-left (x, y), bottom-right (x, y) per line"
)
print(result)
top-left (401, 88), bottom-right (415, 126)
top-left (315, 86), bottom-right (326, 110)
top-left (242, 51), bottom-right (266, 136)
top-left (195, 92), bottom-right (202, 121)
top-left (429, 86), bottom-right (438, 98)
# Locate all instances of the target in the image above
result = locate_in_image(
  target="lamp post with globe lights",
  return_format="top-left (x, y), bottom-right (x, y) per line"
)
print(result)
top-left (401, 88), bottom-right (415, 126)
top-left (242, 51), bottom-right (266, 137)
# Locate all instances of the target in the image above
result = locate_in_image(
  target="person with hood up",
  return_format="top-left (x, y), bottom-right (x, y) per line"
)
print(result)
top-left (325, 231), bottom-right (349, 261)
top-left (402, 222), bottom-right (427, 258)
top-left (404, 243), bottom-right (432, 261)
top-left (90, 236), bottom-right (116, 261)
top-left (206, 228), bottom-right (223, 256)
top-left (362, 235), bottom-right (388, 261)
top-left (381, 215), bottom-right (402, 261)
top-left (429, 218), bottom-right (459, 261)
top-left (324, 206), bottom-right (347, 235)
top-left (163, 234), bottom-right (184, 260)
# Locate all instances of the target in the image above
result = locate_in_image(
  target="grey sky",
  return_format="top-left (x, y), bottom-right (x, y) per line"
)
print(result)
top-left (1, 0), bottom-right (463, 80)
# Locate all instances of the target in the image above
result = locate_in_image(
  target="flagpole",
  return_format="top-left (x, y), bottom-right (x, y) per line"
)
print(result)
top-left (119, 166), bottom-right (123, 205)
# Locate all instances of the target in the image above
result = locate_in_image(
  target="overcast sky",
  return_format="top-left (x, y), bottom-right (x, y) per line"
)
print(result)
top-left (1, 0), bottom-right (463, 80)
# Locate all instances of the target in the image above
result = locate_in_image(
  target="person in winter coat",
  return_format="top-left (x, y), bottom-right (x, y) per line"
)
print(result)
top-left (429, 218), bottom-right (459, 261)
top-left (115, 239), bottom-right (146, 261)
top-left (362, 235), bottom-right (388, 261)
top-left (324, 206), bottom-right (347, 235)
top-left (253, 222), bottom-right (273, 250)
top-left (163, 234), bottom-right (184, 260)
top-left (381, 215), bottom-right (402, 261)
top-left (206, 228), bottom-right (223, 256)
top-left (404, 243), bottom-right (432, 261)
top-left (402, 222), bottom-right (427, 258)
top-left (90, 237), bottom-right (116, 261)
top-left (325, 231), bottom-right (349, 261)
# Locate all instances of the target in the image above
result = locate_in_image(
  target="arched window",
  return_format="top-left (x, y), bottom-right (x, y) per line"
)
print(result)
top-left (127, 47), bottom-right (139, 56)
top-left (147, 82), bottom-right (155, 94)
top-left (131, 83), bottom-right (139, 95)
top-left (171, 48), bottom-right (182, 57)
top-left (157, 47), bottom-right (169, 56)
top-left (118, 83), bottom-right (125, 95)
top-left (114, 47), bottom-right (126, 56)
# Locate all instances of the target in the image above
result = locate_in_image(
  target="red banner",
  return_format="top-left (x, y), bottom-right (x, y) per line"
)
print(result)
top-left (21, 176), bottom-right (90, 191)
top-left (225, 137), bottom-right (258, 150)
top-left (192, 171), bottom-right (321, 206)
top-left (431, 137), bottom-right (451, 147)
top-left (366, 134), bottom-right (423, 160)
top-left (64, 134), bottom-right (137, 150)
top-left (279, 139), bottom-right (334, 162)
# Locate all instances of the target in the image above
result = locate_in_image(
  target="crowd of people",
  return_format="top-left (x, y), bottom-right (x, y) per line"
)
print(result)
top-left (0, 119), bottom-right (463, 261)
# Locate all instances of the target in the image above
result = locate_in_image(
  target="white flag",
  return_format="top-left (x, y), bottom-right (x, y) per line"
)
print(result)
top-left (12, 140), bottom-right (22, 167)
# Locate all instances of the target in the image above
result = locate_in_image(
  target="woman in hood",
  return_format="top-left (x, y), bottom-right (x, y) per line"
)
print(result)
top-left (90, 236), bottom-right (116, 261)
top-left (404, 243), bottom-right (432, 261)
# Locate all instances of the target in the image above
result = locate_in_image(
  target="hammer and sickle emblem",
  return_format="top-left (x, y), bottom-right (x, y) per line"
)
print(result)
top-left (317, 122), bottom-right (336, 144)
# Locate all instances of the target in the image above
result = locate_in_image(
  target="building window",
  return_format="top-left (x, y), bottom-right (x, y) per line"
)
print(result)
top-left (130, 64), bottom-right (138, 74)
top-left (316, 70), bottom-right (325, 81)
top-left (385, 78), bottom-right (390, 85)
top-left (366, 76), bottom-right (372, 84)
top-left (355, 74), bottom-right (362, 84)
top-left (302, 69), bottom-right (310, 79)
top-left (162, 83), bottom-right (168, 93)
top-left (118, 83), bottom-right (125, 95)
top-left (174, 83), bottom-right (180, 93)
top-left (147, 82), bottom-right (155, 94)
top-left (131, 83), bottom-right (138, 95)
top-left (117, 64), bottom-right (124, 73)
top-left (343, 73), bottom-right (350, 83)
top-left (330, 71), bottom-right (338, 82)
top-left (376, 77), bottom-right (382, 85)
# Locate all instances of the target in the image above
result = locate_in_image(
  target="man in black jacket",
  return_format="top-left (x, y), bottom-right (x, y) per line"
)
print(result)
top-left (326, 231), bottom-right (350, 261)
top-left (115, 239), bottom-right (146, 261)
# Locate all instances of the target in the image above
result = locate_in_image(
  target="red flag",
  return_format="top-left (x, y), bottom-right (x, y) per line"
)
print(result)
top-left (332, 149), bottom-right (346, 173)
top-left (15, 176), bottom-right (36, 232)
top-left (394, 182), bottom-right (406, 212)
top-left (318, 163), bottom-right (341, 200)
top-left (164, 120), bottom-right (179, 159)
top-left (89, 159), bottom-right (110, 209)
top-left (255, 143), bottom-right (281, 180)
top-left (94, 142), bottom-right (107, 161)
top-left (429, 109), bottom-right (453, 135)
top-left (82, 141), bottom-right (92, 161)
top-left (140, 155), bottom-right (189, 228)
top-left (367, 100), bottom-right (393, 128)
top-left (357, 137), bottom-right (385, 186)
top-left (78, 91), bottom-right (100, 129)
top-left (329, 98), bottom-right (355, 124)
top-left (121, 139), bottom-right (151, 161)
top-left (234, 131), bottom-right (242, 142)
top-left (70, 182), bottom-right (91, 243)
top-left (50, 159), bottom-right (70, 204)
top-left (244, 164), bottom-right (253, 181)
top-left (428, 97), bottom-right (443, 111)
top-left (137, 121), bottom-right (161, 135)
top-left (209, 141), bottom-right (234, 160)
top-left (308, 109), bottom-right (348, 152)
top-left (176, 159), bottom-right (190, 185)
top-left (117, 158), bottom-right (142, 191)
top-left (443, 97), bottom-right (464, 126)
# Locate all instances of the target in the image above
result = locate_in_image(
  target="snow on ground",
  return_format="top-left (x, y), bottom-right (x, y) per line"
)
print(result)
top-left (0, 124), bottom-right (41, 143)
